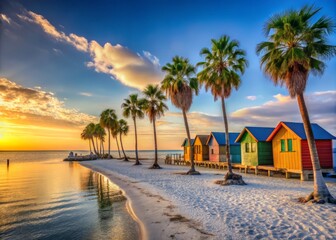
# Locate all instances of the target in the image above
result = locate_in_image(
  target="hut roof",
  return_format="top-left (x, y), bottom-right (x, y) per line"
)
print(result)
top-left (192, 135), bottom-right (209, 146)
top-left (266, 122), bottom-right (335, 141)
top-left (206, 132), bottom-right (240, 146)
top-left (235, 127), bottom-right (274, 142)
top-left (181, 138), bottom-right (195, 147)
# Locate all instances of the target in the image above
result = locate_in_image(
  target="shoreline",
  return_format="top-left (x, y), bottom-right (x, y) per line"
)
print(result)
top-left (81, 159), bottom-right (336, 240)
top-left (87, 169), bottom-right (146, 240)
top-left (81, 159), bottom-right (213, 240)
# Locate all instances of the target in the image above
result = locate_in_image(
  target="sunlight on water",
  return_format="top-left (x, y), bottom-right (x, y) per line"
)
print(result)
top-left (0, 152), bottom-right (139, 240)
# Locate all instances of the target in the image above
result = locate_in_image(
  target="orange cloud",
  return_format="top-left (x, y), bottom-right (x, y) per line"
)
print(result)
top-left (87, 41), bottom-right (163, 90)
top-left (0, 78), bottom-right (97, 150)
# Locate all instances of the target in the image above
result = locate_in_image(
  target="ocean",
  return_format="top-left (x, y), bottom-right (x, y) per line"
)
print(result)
top-left (0, 150), bottom-right (152, 240)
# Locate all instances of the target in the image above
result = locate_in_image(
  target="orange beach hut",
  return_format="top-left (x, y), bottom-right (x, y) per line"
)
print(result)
top-left (193, 135), bottom-right (209, 161)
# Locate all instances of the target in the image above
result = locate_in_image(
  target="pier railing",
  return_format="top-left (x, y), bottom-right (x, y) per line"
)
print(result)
top-left (165, 153), bottom-right (188, 165)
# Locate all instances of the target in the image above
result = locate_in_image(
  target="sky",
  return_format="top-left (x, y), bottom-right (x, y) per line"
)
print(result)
top-left (0, 0), bottom-right (335, 150)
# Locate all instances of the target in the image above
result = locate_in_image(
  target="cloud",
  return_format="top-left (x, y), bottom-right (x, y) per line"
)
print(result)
top-left (1, 14), bottom-right (11, 24)
top-left (231, 91), bottom-right (336, 134)
top-left (18, 10), bottom-right (163, 90)
top-left (0, 78), bottom-right (96, 127)
top-left (87, 41), bottom-right (163, 90)
top-left (79, 92), bottom-right (92, 97)
top-left (246, 95), bottom-right (257, 101)
top-left (18, 11), bottom-right (88, 52)
top-left (143, 51), bottom-right (160, 66)
top-left (164, 91), bottom-right (336, 136)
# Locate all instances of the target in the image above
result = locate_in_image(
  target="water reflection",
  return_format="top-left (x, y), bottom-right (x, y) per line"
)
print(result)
top-left (0, 155), bottom-right (138, 240)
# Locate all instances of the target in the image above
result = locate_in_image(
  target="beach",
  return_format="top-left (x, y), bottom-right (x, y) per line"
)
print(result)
top-left (81, 159), bottom-right (336, 240)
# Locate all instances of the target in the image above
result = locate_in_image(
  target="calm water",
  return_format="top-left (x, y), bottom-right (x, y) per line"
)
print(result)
top-left (0, 151), bottom-right (139, 240)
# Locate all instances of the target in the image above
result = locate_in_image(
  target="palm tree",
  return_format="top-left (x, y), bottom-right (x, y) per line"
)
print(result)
top-left (100, 109), bottom-right (117, 158)
top-left (94, 123), bottom-right (106, 156)
top-left (142, 84), bottom-right (168, 169)
top-left (86, 122), bottom-right (98, 155)
top-left (112, 119), bottom-right (122, 158)
top-left (256, 5), bottom-right (335, 203)
top-left (118, 119), bottom-right (129, 161)
top-left (162, 56), bottom-right (200, 175)
top-left (198, 35), bottom-right (248, 184)
top-left (122, 94), bottom-right (145, 165)
top-left (81, 125), bottom-right (91, 152)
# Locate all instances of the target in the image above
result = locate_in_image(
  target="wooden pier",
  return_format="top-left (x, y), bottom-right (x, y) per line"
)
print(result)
top-left (164, 154), bottom-right (334, 181)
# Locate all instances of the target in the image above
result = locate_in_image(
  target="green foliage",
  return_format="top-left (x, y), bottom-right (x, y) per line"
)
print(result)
top-left (121, 94), bottom-right (145, 120)
top-left (256, 5), bottom-right (336, 97)
top-left (197, 35), bottom-right (248, 100)
top-left (142, 84), bottom-right (168, 123)
top-left (161, 56), bottom-right (198, 111)
top-left (118, 119), bottom-right (129, 136)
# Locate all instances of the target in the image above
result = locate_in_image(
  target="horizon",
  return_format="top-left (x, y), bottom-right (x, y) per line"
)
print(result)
top-left (1, 0), bottom-right (335, 151)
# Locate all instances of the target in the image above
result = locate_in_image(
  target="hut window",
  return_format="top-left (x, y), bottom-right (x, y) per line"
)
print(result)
top-left (280, 139), bottom-right (286, 152)
top-left (211, 149), bottom-right (214, 154)
top-left (251, 143), bottom-right (257, 152)
top-left (287, 139), bottom-right (293, 152)
top-left (245, 143), bottom-right (250, 152)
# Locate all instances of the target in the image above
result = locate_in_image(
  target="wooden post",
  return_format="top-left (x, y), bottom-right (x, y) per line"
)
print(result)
top-left (7, 159), bottom-right (10, 167)
top-left (285, 171), bottom-right (290, 179)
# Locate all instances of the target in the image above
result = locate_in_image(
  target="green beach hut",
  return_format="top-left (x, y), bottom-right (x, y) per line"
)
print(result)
top-left (235, 127), bottom-right (274, 166)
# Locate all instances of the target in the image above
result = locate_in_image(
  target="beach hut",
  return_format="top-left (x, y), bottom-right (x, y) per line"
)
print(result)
top-left (235, 127), bottom-right (274, 166)
top-left (181, 138), bottom-right (194, 161)
top-left (192, 135), bottom-right (209, 161)
top-left (206, 132), bottom-right (241, 163)
top-left (266, 122), bottom-right (335, 179)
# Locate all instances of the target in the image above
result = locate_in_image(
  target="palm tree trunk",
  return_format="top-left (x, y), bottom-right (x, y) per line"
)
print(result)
top-left (91, 138), bottom-right (98, 155)
top-left (133, 117), bottom-right (141, 165)
top-left (115, 137), bottom-right (121, 158)
top-left (99, 138), bottom-right (101, 155)
top-left (151, 116), bottom-right (160, 168)
top-left (95, 137), bottom-right (99, 155)
top-left (107, 128), bottom-right (111, 158)
top-left (182, 110), bottom-right (197, 173)
top-left (297, 94), bottom-right (335, 203)
top-left (102, 140), bottom-right (105, 155)
top-left (221, 96), bottom-right (233, 173)
top-left (119, 133), bottom-right (128, 161)
top-left (89, 140), bottom-right (91, 153)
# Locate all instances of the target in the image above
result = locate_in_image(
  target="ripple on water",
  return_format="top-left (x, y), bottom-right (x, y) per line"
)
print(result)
top-left (0, 153), bottom-right (139, 240)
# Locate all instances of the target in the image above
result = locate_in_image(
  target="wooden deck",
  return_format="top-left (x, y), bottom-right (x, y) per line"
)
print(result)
top-left (164, 154), bottom-right (334, 181)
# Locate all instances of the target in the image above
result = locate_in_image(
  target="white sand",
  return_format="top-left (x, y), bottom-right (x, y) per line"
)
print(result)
top-left (81, 159), bottom-right (336, 240)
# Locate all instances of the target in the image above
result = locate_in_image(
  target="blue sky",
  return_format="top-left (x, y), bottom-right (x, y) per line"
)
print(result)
top-left (0, 0), bottom-right (335, 150)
